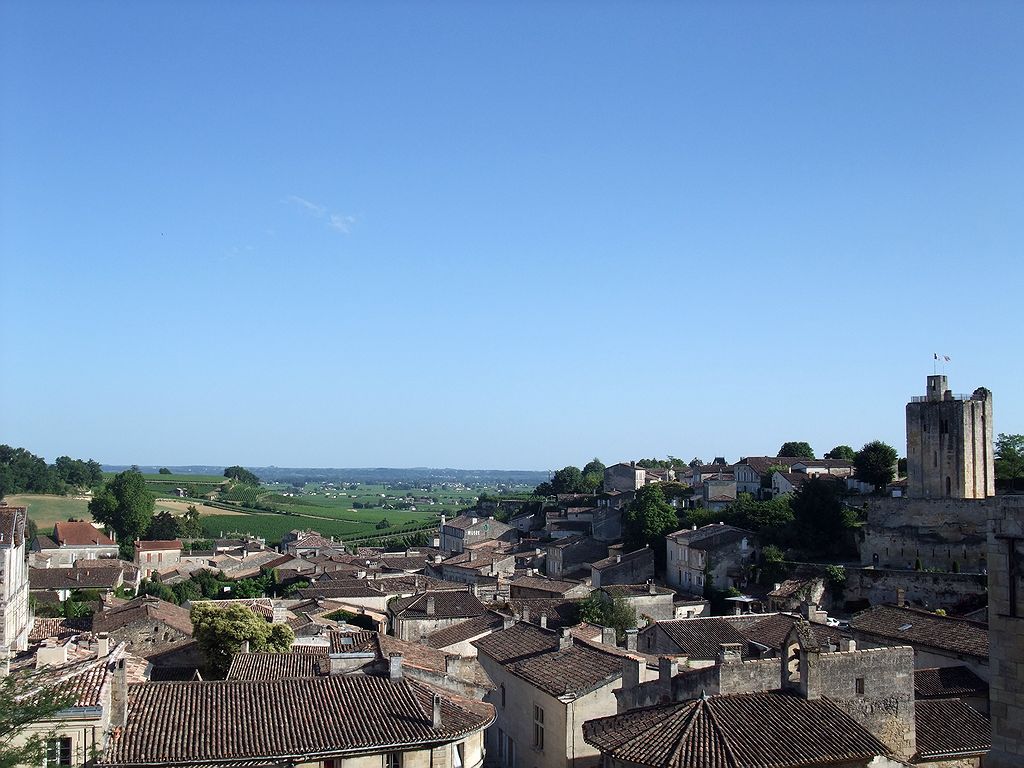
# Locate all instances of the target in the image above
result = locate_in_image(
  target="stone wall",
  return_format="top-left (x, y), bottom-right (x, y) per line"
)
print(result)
top-left (844, 567), bottom-right (986, 611)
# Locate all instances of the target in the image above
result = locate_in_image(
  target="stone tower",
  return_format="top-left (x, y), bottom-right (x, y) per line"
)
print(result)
top-left (905, 375), bottom-right (994, 499)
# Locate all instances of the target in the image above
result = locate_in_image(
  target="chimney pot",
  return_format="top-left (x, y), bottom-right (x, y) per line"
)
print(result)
top-left (432, 693), bottom-right (442, 727)
top-left (111, 658), bottom-right (128, 727)
top-left (559, 627), bottom-right (572, 650)
top-left (624, 628), bottom-right (638, 652)
top-left (389, 653), bottom-right (404, 681)
top-left (539, 613), bottom-right (547, 629)
top-left (503, 615), bottom-right (515, 630)
top-left (97, 633), bottom-right (110, 658)
top-left (659, 656), bottom-right (677, 685)
top-left (895, 587), bottom-right (906, 607)
top-left (425, 596), bottom-right (435, 616)
top-left (601, 627), bottom-right (616, 646)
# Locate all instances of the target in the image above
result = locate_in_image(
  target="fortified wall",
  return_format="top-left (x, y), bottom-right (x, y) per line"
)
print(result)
top-left (844, 566), bottom-right (986, 611)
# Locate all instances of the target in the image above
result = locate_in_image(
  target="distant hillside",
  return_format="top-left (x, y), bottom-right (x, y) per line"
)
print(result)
top-left (103, 465), bottom-right (549, 487)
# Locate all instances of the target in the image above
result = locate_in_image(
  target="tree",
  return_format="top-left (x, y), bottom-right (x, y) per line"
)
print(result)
top-left (778, 442), bottom-right (815, 459)
top-left (622, 484), bottom-right (679, 554)
top-left (790, 475), bottom-right (857, 558)
top-left (158, 467), bottom-right (172, 475)
top-left (995, 433), bottom-right (1024, 491)
top-left (575, 594), bottom-right (637, 641)
top-left (853, 440), bottom-right (899, 491)
top-left (824, 445), bottom-right (856, 461)
top-left (178, 505), bottom-right (204, 539)
top-left (88, 469), bottom-right (155, 547)
top-left (223, 466), bottom-right (260, 486)
top-left (581, 458), bottom-right (605, 493)
top-left (550, 466), bottom-right (584, 495)
top-left (0, 669), bottom-right (76, 768)
top-left (191, 603), bottom-right (294, 677)
top-left (146, 511), bottom-right (180, 540)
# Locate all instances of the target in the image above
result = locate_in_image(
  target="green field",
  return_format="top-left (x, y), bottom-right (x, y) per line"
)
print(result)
top-left (200, 512), bottom-right (437, 545)
top-left (5, 494), bottom-right (91, 529)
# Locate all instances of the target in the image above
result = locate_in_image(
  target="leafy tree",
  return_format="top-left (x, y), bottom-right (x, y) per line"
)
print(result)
top-left (146, 511), bottom-right (180, 540)
top-left (158, 467), bottom-right (172, 475)
top-left (581, 458), bottom-right (605, 493)
top-left (0, 445), bottom-right (57, 496)
top-left (790, 475), bottom-right (857, 558)
top-left (191, 602), bottom-right (294, 677)
top-left (778, 442), bottom-right (815, 459)
top-left (622, 484), bottom-right (679, 559)
top-left (550, 466), bottom-right (584, 495)
top-left (178, 505), bottom-right (204, 539)
top-left (0, 669), bottom-right (76, 768)
top-left (172, 579), bottom-right (202, 604)
top-left (532, 481), bottom-right (554, 497)
top-left (223, 466), bottom-right (261, 485)
top-left (853, 440), bottom-right (899, 491)
top-left (140, 579), bottom-right (177, 603)
top-left (575, 594), bottom-right (637, 640)
top-left (758, 544), bottom-right (790, 586)
top-left (375, 518), bottom-right (392, 529)
top-left (726, 494), bottom-right (794, 546)
top-left (995, 433), bottom-right (1024, 491)
top-left (824, 445), bottom-right (856, 461)
top-left (88, 468), bottom-right (155, 547)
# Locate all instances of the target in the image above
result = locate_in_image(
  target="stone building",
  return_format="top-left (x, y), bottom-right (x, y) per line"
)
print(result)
top-left (32, 520), bottom-right (118, 567)
top-left (665, 523), bottom-right (756, 595)
top-left (388, 588), bottom-right (487, 641)
top-left (0, 505), bottom-right (31, 653)
top-left (603, 462), bottom-right (647, 493)
top-left (544, 535), bottom-right (606, 580)
top-left (590, 547), bottom-right (654, 588)
top-left (439, 515), bottom-right (515, 554)
top-left (906, 375), bottom-right (994, 499)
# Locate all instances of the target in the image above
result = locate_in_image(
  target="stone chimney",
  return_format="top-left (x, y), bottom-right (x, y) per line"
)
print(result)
top-left (241, 640), bottom-right (251, 654)
top-left (471, 517), bottom-right (478, 525)
top-left (539, 613), bottom-right (547, 629)
top-left (895, 588), bottom-right (906, 607)
top-left (440, 515), bottom-right (447, 526)
top-left (111, 658), bottom-right (128, 728)
top-left (658, 656), bottom-right (677, 691)
top-left (272, 601), bottom-right (288, 624)
top-left (616, 554), bottom-right (622, 563)
top-left (521, 606), bottom-right (530, 624)
top-left (601, 626), bottom-right (616, 645)
top-left (558, 627), bottom-right (573, 650)
top-left (621, 655), bottom-right (643, 692)
top-left (425, 596), bottom-right (435, 616)
top-left (503, 615), bottom-right (516, 630)
top-left (718, 643), bottom-right (742, 665)
top-left (434, 554), bottom-right (442, 564)
top-left (432, 693), bottom-right (442, 727)
top-left (648, 579), bottom-right (657, 595)
top-left (624, 628), bottom-right (638, 652)
top-left (97, 633), bottom-right (110, 658)
top-left (388, 653), bottom-right (403, 681)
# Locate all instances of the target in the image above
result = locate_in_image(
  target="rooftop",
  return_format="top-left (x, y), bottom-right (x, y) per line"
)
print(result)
top-left (0, 506), bottom-right (27, 548)
top-left (390, 589), bottom-right (487, 620)
top-left (914, 666), bottom-right (989, 699)
top-left (850, 604), bottom-right (988, 659)
top-left (914, 698), bottom-right (991, 759)
top-left (53, 520), bottom-right (114, 547)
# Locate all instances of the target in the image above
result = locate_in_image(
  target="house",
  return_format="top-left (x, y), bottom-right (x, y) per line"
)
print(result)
top-left (134, 539), bottom-right (182, 579)
top-left (32, 520), bottom-right (118, 567)
top-left (700, 476), bottom-right (737, 511)
top-left (665, 523), bottom-right (757, 595)
top-left (591, 547), bottom-right (654, 588)
top-left (0, 505), bottom-right (31, 652)
top-left (508, 574), bottom-right (590, 600)
top-left (473, 621), bottom-right (653, 768)
top-left (389, 588), bottom-right (488, 641)
top-left (597, 582), bottom-right (675, 623)
top-left (767, 574), bottom-right (827, 612)
top-left (99, 670), bottom-right (494, 768)
top-left (426, 612), bottom-right (507, 657)
top-left (280, 529), bottom-right (344, 557)
top-left (603, 462), bottom-right (647, 493)
top-left (427, 548), bottom-right (517, 591)
top-left (771, 470), bottom-right (812, 496)
top-left (791, 458), bottom-right (855, 477)
top-left (91, 595), bottom-right (200, 673)
top-left (439, 514), bottom-right (515, 554)
top-left (30, 564), bottom-right (130, 602)
top-left (544, 535), bottom-right (607, 580)
top-left (732, 456), bottom-right (804, 497)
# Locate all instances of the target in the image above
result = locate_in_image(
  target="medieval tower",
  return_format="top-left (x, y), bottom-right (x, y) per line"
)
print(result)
top-left (905, 375), bottom-right (994, 499)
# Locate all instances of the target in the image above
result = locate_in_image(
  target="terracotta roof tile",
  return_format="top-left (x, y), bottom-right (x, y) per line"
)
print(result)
top-left (850, 605), bottom-right (988, 659)
top-left (914, 698), bottom-right (991, 758)
top-left (426, 612), bottom-right (505, 649)
top-left (390, 590), bottom-right (486, 620)
top-left (914, 666), bottom-right (989, 698)
top-left (30, 566), bottom-right (125, 590)
top-left (226, 652), bottom-right (329, 680)
top-left (92, 596), bottom-right (193, 637)
top-left (53, 521), bottom-right (114, 546)
top-left (643, 618), bottom-right (750, 660)
top-left (0, 506), bottom-right (27, 548)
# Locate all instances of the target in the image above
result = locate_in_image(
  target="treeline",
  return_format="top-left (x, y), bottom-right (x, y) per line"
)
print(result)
top-left (0, 445), bottom-right (104, 498)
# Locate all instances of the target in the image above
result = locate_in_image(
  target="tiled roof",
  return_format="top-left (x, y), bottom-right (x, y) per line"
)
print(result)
top-left (226, 652), bottom-right (329, 680)
top-left (53, 520), bottom-right (114, 546)
top-left (390, 590), bottom-right (486, 620)
top-left (426, 612), bottom-right (505, 649)
top-left (0, 506), bottom-right (27, 548)
top-left (914, 698), bottom-right (991, 758)
top-left (28, 616), bottom-right (92, 642)
top-left (100, 676), bottom-right (495, 766)
top-left (600, 584), bottom-right (674, 597)
top-left (474, 623), bottom-right (627, 697)
top-left (850, 605), bottom-right (988, 659)
top-left (92, 596), bottom-right (193, 637)
top-left (509, 575), bottom-right (586, 595)
top-left (135, 539), bottom-right (182, 551)
top-left (504, 598), bottom-right (585, 629)
top-left (740, 614), bottom-right (846, 651)
top-left (297, 582), bottom-right (385, 599)
top-left (592, 547), bottom-right (651, 570)
top-left (666, 524), bottom-right (754, 550)
top-left (736, 457), bottom-right (803, 475)
top-left (30, 566), bottom-right (124, 590)
top-left (583, 690), bottom-right (891, 768)
top-left (645, 618), bottom-right (750, 660)
top-left (768, 577), bottom-right (820, 600)
top-left (914, 666), bottom-right (989, 698)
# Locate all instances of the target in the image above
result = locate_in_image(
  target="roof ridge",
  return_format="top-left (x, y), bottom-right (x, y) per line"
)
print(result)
top-left (701, 697), bottom-right (741, 768)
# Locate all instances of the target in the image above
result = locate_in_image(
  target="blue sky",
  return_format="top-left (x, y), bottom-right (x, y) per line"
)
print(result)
top-left (2, 1), bottom-right (1022, 470)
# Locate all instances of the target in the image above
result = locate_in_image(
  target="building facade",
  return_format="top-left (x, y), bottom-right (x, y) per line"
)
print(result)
top-left (0, 506), bottom-right (32, 653)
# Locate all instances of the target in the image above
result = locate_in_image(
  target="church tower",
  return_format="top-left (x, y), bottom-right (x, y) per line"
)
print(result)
top-left (905, 375), bottom-right (994, 498)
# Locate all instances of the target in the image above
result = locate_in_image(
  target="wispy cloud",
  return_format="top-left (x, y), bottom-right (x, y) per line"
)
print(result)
top-left (285, 195), bottom-right (357, 235)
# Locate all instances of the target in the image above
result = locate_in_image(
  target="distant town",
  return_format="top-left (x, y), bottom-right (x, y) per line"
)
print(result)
top-left (1, 375), bottom-right (1022, 768)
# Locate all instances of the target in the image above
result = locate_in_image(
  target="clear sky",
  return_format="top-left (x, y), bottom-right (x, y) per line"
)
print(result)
top-left (2, 1), bottom-right (1022, 471)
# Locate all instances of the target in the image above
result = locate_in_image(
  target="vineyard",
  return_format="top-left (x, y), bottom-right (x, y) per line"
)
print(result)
top-left (221, 483), bottom-right (271, 507)
top-left (199, 512), bottom-right (437, 546)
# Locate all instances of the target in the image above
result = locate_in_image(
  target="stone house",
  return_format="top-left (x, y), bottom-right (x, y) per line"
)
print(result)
top-left (281, 529), bottom-right (345, 558)
top-left (597, 582), bottom-right (675, 623)
top-left (770, 470), bottom-right (812, 497)
top-left (508, 575), bottom-right (590, 600)
top-left (791, 458), bottom-right (855, 477)
top-left (473, 621), bottom-right (653, 768)
top-left (427, 548), bottom-right (516, 590)
top-left (30, 564), bottom-right (129, 602)
top-left (0, 506), bottom-right (31, 653)
top-left (98, 665), bottom-right (494, 768)
top-left (32, 520), bottom-right (118, 567)
top-left (603, 462), bottom-right (647, 493)
top-left (544, 535), bottom-right (607, 580)
top-left (590, 547), bottom-right (654, 588)
top-left (91, 594), bottom-right (199, 673)
top-left (425, 612), bottom-right (506, 657)
top-left (389, 588), bottom-right (488, 641)
top-left (439, 515), bottom-right (515, 554)
top-left (134, 539), bottom-right (182, 580)
top-left (665, 523), bottom-right (757, 595)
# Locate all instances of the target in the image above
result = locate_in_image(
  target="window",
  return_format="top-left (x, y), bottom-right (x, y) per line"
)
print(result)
top-left (532, 705), bottom-right (544, 750)
top-left (855, 677), bottom-right (865, 695)
top-left (453, 743), bottom-right (464, 768)
top-left (500, 683), bottom-right (506, 708)
top-left (385, 753), bottom-right (402, 768)
top-left (506, 736), bottom-right (516, 768)
top-left (46, 738), bottom-right (72, 767)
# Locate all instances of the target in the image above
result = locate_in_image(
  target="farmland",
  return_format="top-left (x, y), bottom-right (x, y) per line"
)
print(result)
top-left (199, 511), bottom-right (438, 546)
top-left (4, 494), bottom-right (91, 529)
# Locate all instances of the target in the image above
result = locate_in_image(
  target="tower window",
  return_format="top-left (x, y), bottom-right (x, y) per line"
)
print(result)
top-left (855, 677), bottom-right (865, 695)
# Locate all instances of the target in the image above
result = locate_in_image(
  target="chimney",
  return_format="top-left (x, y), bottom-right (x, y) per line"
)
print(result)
top-left (659, 656), bottom-right (676, 689)
top-left (469, 550), bottom-right (476, 562)
top-left (97, 633), bottom-right (110, 658)
top-left (718, 643), bottom-right (742, 665)
top-left (425, 596), bottom-right (435, 616)
top-left (624, 628), bottom-right (638, 652)
top-left (895, 588), bottom-right (906, 607)
top-left (471, 517), bottom-right (478, 525)
top-left (521, 606), bottom-right (531, 623)
top-left (621, 655), bottom-right (643, 691)
top-left (616, 555), bottom-right (622, 563)
top-left (440, 515), bottom-right (447, 526)
top-left (433, 554), bottom-right (442, 564)
top-left (432, 693), bottom-right (442, 728)
top-left (241, 640), bottom-right (251, 654)
top-left (601, 627), bottom-right (616, 646)
top-left (539, 613), bottom-right (547, 629)
top-left (648, 580), bottom-right (657, 595)
top-left (503, 615), bottom-right (516, 630)
top-left (272, 602), bottom-right (288, 624)
top-left (842, 638), bottom-right (856, 652)
top-left (558, 628), bottom-right (573, 650)
top-left (388, 653), bottom-right (404, 681)
top-left (111, 658), bottom-right (128, 728)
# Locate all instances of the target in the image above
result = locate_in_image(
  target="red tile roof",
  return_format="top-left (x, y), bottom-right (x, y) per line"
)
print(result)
top-left (135, 539), bottom-right (182, 551)
top-left (914, 698), bottom-right (991, 759)
top-left (53, 520), bottom-right (114, 546)
top-left (0, 506), bottom-right (27, 548)
top-left (914, 666), bottom-right (989, 698)
top-left (850, 604), bottom-right (988, 659)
